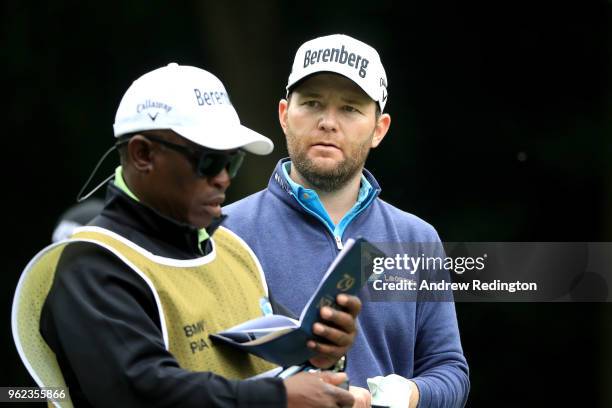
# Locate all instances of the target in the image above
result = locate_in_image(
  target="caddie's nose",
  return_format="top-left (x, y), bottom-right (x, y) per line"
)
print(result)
top-left (207, 168), bottom-right (231, 192)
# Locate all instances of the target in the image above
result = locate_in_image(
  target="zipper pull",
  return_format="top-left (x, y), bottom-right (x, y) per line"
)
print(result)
top-left (335, 235), bottom-right (344, 250)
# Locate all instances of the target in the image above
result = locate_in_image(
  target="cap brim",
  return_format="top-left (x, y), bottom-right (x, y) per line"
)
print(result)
top-left (171, 124), bottom-right (274, 155)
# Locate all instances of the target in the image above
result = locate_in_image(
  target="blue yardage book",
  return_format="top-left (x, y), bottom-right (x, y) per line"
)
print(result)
top-left (210, 237), bottom-right (383, 367)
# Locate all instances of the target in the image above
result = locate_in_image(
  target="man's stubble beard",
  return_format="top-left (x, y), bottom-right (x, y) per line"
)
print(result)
top-left (286, 128), bottom-right (373, 193)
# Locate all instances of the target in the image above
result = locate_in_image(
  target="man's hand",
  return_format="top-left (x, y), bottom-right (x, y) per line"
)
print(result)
top-left (408, 380), bottom-right (419, 408)
top-left (349, 386), bottom-right (371, 408)
top-left (307, 294), bottom-right (362, 369)
top-left (285, 371), bottom-right (355, 408)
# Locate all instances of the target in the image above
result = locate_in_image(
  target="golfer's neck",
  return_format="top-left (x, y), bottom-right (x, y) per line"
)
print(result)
top-left (290, 166), bottom-right (361, 226)
top-left (318, 177), bottom-right (361, 225)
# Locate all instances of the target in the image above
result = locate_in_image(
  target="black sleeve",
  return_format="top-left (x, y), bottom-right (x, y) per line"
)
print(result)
top-left (40, 243), bottom-right (286, 408)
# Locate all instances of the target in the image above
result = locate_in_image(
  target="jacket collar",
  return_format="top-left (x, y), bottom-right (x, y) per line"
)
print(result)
top-left (267, 158), bottom-right (382, 212)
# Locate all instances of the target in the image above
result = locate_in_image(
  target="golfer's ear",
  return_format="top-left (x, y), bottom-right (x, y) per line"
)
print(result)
top-left (371, 113), bottom-right (391, 148)
top-left (279, 99), bottom-right (289, 134)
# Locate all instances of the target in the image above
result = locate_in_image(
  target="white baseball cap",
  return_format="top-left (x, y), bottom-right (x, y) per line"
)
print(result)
top-left (286, 34), bottom-right (388, 111)
top-left (113, 63), bottom-right (273, 155)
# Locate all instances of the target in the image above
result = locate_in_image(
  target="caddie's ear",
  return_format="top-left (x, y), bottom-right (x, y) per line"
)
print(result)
top-left (278, 99), bottom-right (289, 134)
top-left (127, 134), bottom-right (155, 173)
top-left (371, 113), bottom-right (391, 149)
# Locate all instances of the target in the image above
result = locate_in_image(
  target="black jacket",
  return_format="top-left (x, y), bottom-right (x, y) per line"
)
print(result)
top-left (40, 184), bottom-right (287, 407)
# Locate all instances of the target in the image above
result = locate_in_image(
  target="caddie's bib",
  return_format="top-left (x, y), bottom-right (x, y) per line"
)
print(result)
top-left (13, 225), bottom-right (277, 399)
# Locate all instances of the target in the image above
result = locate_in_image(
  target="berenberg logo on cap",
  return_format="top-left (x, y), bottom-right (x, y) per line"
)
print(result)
top-left (193, 88), bottom-right (232, 106)
top-left (303, 44), bottom-right (369, 78)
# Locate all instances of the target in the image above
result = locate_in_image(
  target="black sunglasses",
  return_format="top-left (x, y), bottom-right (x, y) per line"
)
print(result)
top-left (117, 134), bottom-right (245, 178)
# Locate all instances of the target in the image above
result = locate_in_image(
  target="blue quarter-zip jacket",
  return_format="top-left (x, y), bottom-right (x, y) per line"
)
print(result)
top-left (223, 159), bottom-right (469, 407)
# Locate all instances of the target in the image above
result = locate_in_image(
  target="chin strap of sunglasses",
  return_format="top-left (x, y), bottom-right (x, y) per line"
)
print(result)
top-left (75, 144), bottom-right (120, 203)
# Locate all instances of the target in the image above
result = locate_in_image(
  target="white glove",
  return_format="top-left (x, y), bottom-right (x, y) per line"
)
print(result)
top-left (367, 374), bottom-right (412, 408)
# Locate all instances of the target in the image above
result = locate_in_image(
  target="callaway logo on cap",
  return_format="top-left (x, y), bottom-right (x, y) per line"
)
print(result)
top-left (286, 34), bottom-right (388, 111)
top-left (113, 63), bottom-right (273, 155)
